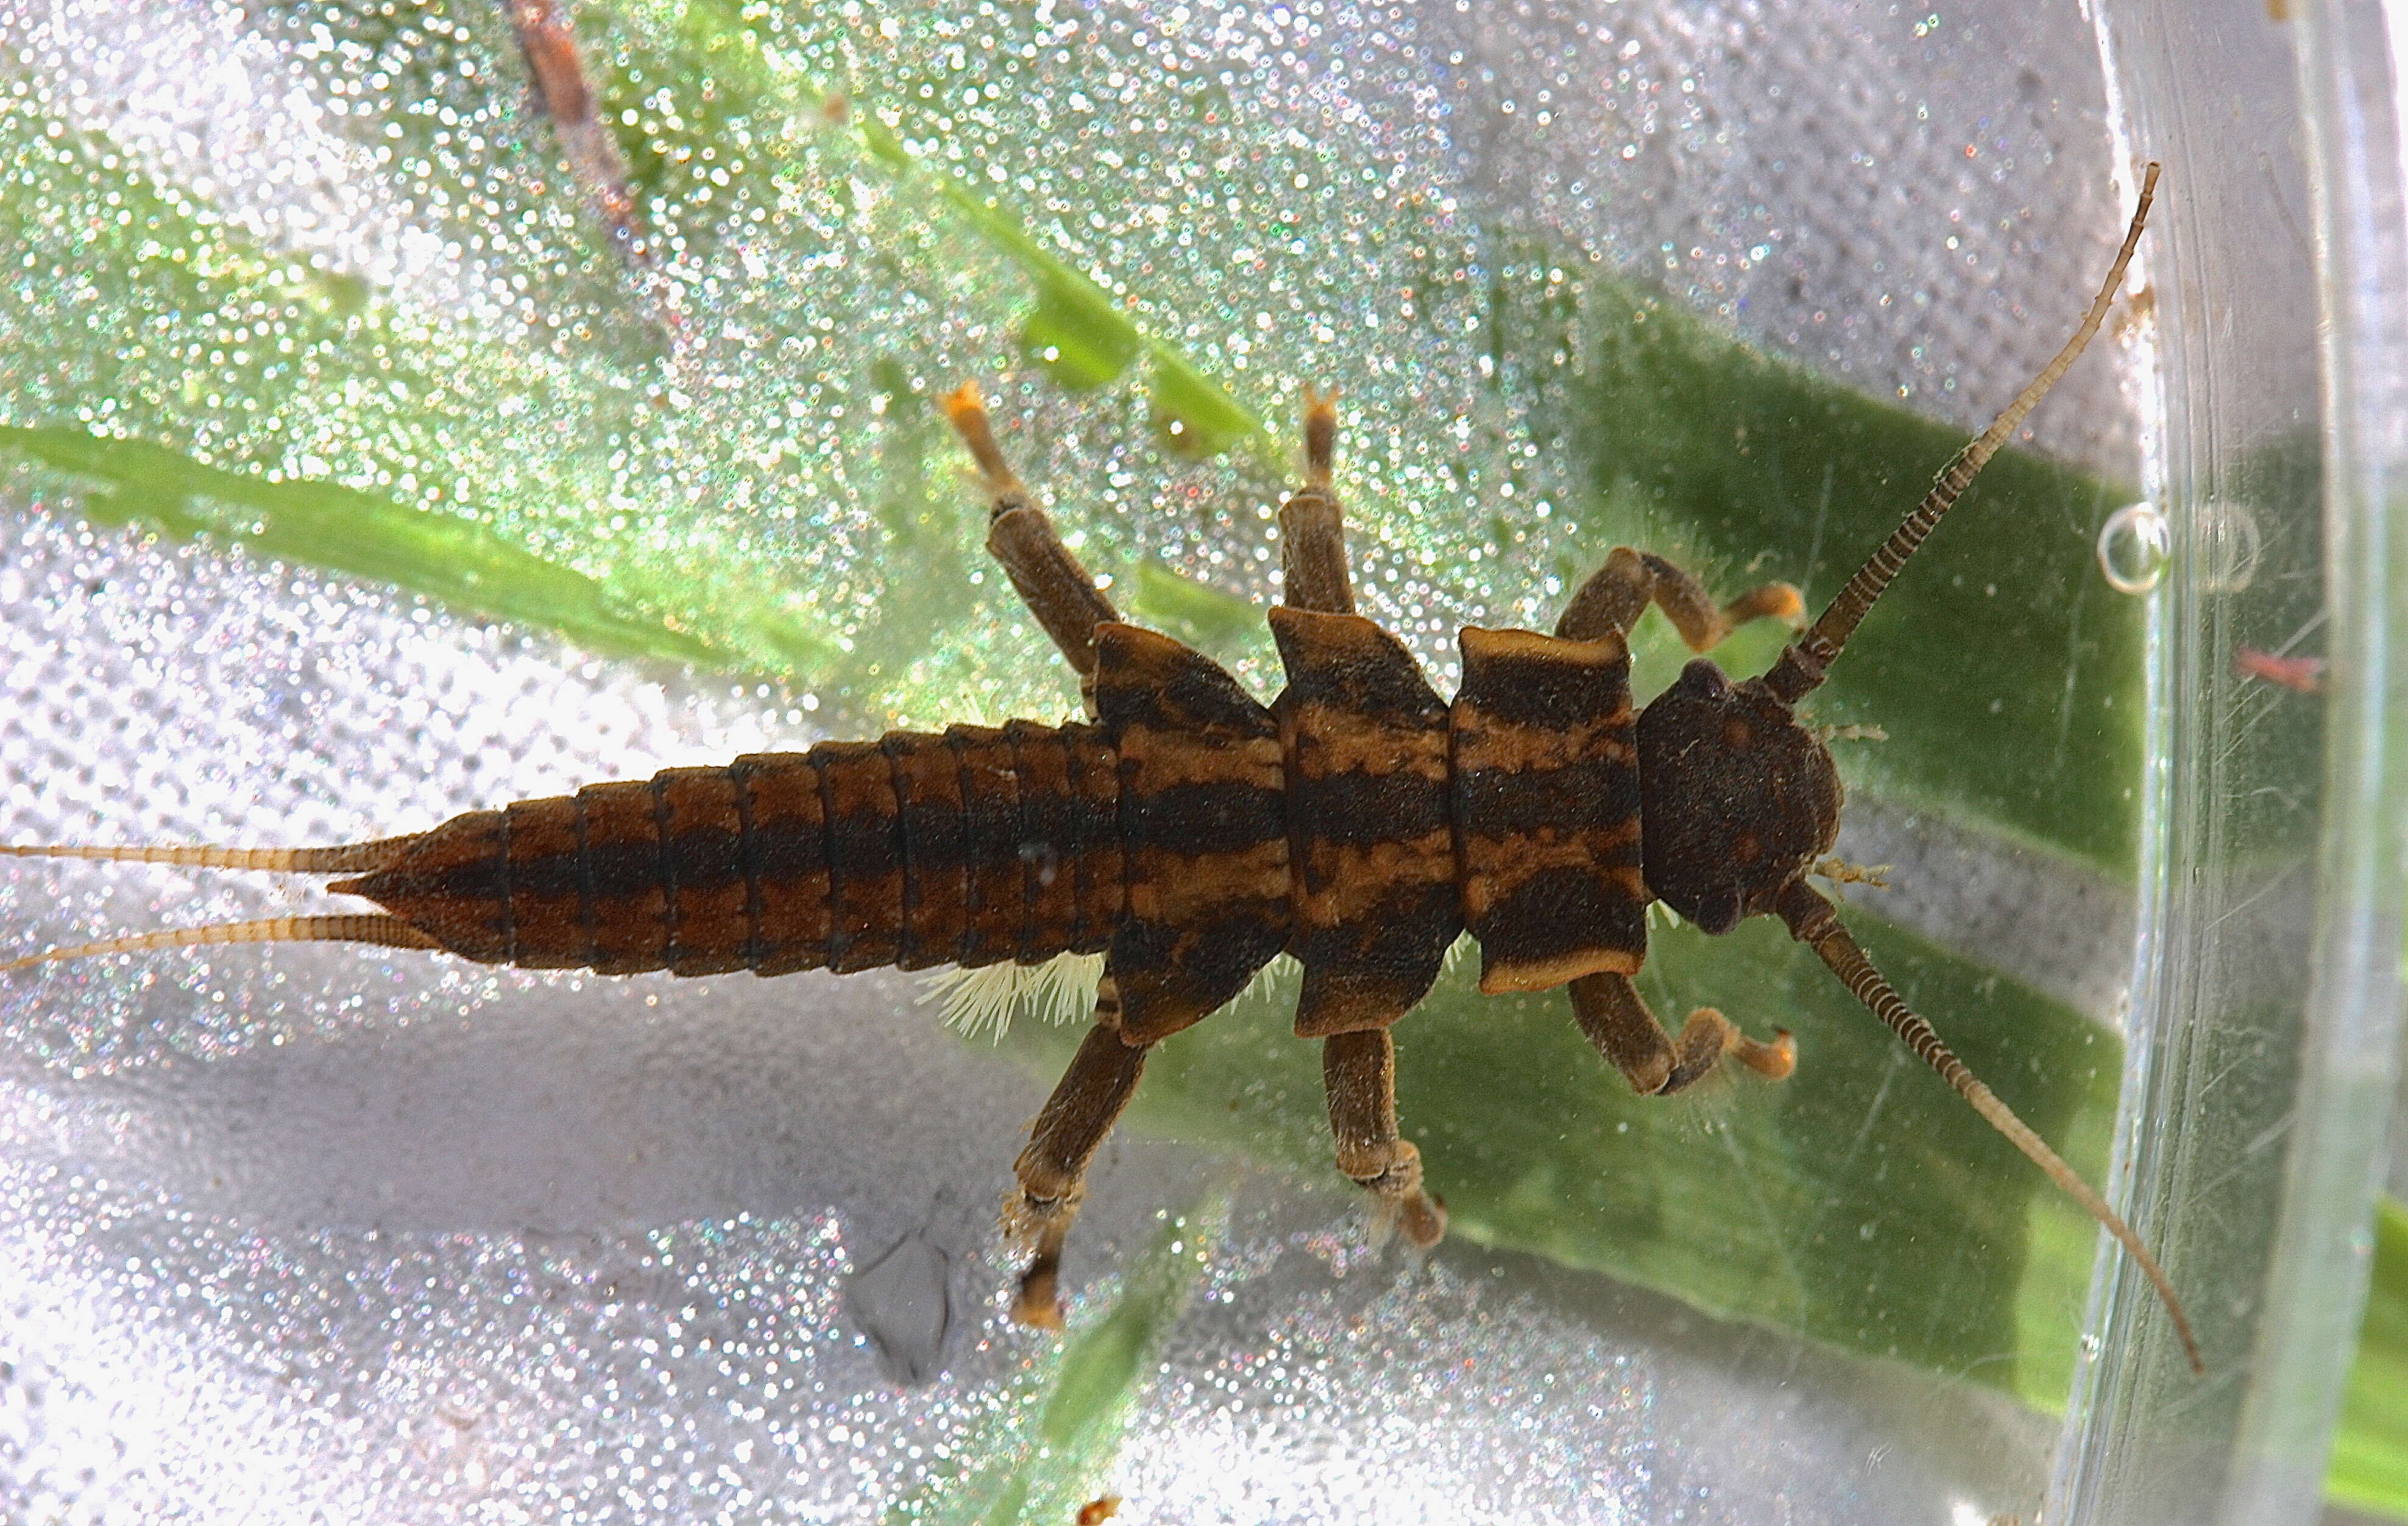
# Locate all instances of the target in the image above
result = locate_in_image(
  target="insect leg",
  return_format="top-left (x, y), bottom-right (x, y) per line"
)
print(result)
top-left (941, 385), bottom-right (1122, 713)
top-left (1321, 1026), bottom-right (1447, 1246)
top-left (1277, 388), bottom-right (1355, 615)
top-left (1004, 975), bottom-right (1149, 1328)
top-left (1554, 547), bottom-right (1804, 650)
top-left (1567, 970), bottom-right (1794, 1096)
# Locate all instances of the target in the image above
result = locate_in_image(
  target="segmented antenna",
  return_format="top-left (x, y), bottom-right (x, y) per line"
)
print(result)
top-left (1766, 161), bottom-right (2161, 704)
top-left (1778, 880), bottom-right (2203, 1375)
top-left (0, 836), bottom-right (427, 974)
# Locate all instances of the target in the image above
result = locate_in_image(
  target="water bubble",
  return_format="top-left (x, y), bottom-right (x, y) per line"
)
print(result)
top-left (2079, 1332), bottom-right (2105, 1361)
top-left (843, 1223), bottom-right (957, 1388)
top-left (2097, 502), bottom-right (2171, 594)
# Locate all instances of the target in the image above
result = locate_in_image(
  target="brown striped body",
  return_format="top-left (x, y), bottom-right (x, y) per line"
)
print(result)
top-left (5, 174), bottom-right (2200, 1371)
top-left (333, 619), bottom-right (1676, 1032)
top-left (331, 724), bottom-right (1129, 979)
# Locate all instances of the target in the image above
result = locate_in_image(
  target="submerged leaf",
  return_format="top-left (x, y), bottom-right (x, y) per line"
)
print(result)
top-left (2330, 1199), bottom-right (2408, 1522)
top-left (1002, 908), bottom-right (2119, 1405)
top-left (0, 425), bottom-right (731, 667)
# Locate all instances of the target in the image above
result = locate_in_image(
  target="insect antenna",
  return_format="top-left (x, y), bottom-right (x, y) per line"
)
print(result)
top-left (1778, 881), bottom-right (2204, 1375)
top-left (1765, 161), bottom-right (2160, 706)
top-left (0, 837), bottom-right (434, 974)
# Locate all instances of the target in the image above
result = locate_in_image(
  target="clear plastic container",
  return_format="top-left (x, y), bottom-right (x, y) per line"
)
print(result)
top-left (2065, 3), bottom-right (2408, 1524)
top-left (0, 0), bottom-right (2398, 1523)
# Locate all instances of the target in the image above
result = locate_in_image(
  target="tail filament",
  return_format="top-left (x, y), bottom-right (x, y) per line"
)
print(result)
top-left (2, 835), bottom-right (425, 973)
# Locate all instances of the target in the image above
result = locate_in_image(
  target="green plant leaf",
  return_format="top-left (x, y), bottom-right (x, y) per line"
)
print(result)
top-left (0, 425), bottom-right (733, 667)
top-left (2329, 1198), bottom-right (2408, 1521)
top-left (997, 910), bottom-right (2120, 1408)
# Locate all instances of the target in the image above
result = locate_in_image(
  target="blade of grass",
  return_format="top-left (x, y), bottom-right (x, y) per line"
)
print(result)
top-left (0, 425), bottom-right (732, 667)
top-left (0, 96), bottom-right (851, 681)
top-left (2327, 1198), bottom-right (2408, 1521)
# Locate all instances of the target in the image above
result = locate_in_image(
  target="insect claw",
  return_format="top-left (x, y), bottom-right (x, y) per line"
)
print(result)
top-left (1811, 723), bottom-right (1889, 745)
top-left (1347, 1140), bottom-right (1447, 1248)
top-left (1721, 580), bottom-right (1807, 633)
top-left (1734, 1027), bottom-right (1796, 1081)
top-left (1010, 1263), bottom-right (1066, 1331)
top-left (1299, 384), bottom-right (1339, 489)
top-left (938, 382), bottom-right (1025, 497)
top-left (1811, 858), bottom-right (1891, 890)
top-left (1000, 1181), bottom-right (1084, 1330)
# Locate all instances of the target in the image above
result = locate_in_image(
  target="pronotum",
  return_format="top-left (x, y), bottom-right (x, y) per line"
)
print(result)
top-left (4, 163), bottom-right (2195, 1374)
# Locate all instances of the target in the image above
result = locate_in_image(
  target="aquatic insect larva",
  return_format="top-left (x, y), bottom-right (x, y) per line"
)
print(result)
top-left (4, 165), bottom-right (2196, 1372)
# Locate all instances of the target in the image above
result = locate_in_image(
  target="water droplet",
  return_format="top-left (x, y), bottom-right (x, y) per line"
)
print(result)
top-left (843, 1226), bottom-right (956, 1387)
top-left (2097, 502), bottom-right (2170, 594)
top-left (2197, 498), bottom-right (2264, 593)
top-left (2079, 1332), bottom-right (2104, 1361)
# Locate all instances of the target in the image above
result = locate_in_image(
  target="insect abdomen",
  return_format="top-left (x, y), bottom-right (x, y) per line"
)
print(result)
top-left (330, 723), bottom-right (1124, 978)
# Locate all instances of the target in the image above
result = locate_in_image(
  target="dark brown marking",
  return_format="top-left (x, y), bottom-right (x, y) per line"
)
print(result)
top-left (499, 793), bottom-right (587, 968)
top-left (737, 753), bottom-right (833, 976)
top-left (950, 725), bottom-right (1027, 968)
top-left (1450, 626), bottom-right (1647, 992)
top-left (1269, 607), bottom-right (1459, 1036)
top-left (728, 764), bottom-right (765, 966)
top-left (1096, 623), bottom-right (1291, 1044)
top-left (337, 726), bottom-right (1137, 983)
top-left (656, 767), bottom-right (751, 976)
top-left (1095, 622), bottom-right (1281, 744)
top-left (887, 732), bottom-right (969, 971)
top-left (1063, 724), bottom-right (1124, 952)
top-left (1005, 720), bottom-right (1080, 961)
top-left (330, 809), bottom-right (509, 962)
top-left (576, 778), bottom-right (670, 975)
top-left (814, 741), bottom-right (905, 972)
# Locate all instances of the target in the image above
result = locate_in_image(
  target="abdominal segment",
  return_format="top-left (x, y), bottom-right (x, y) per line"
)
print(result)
top-left (330, 723), bottom-right (1127, 978)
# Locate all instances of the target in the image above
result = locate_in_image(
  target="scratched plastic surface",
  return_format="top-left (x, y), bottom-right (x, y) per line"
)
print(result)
top-left (0, 0), bottom-right (2343, 1522)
